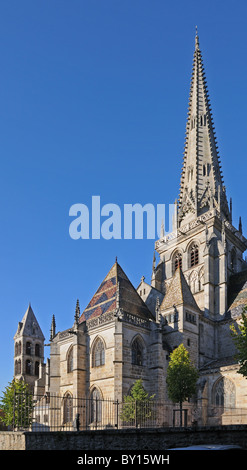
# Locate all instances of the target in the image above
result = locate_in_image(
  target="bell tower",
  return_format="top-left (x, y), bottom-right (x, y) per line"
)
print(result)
top-left (14, 304), bottom-right (45, 392)
top-left (155, 30), bottom-right (247, 320)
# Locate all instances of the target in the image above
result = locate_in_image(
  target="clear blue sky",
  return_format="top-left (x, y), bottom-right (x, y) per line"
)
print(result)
top-left (0, 0), bottom-right (247, 392)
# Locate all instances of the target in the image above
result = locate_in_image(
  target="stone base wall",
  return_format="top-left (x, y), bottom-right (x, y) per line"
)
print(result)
top-left (1, 426), bottom-right (247, 450)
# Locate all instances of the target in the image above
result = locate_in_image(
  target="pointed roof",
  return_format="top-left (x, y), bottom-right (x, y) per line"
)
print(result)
top-left (161, 266), bottom-right (200, 312)
top-left (178, 30), bottom-right (230, 225)
top-left (14, 304), bottom-right (45, 340)
top-left (79, 261), bottom-right (154, 323)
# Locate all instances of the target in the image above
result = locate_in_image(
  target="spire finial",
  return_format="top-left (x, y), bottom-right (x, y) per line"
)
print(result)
top-left (195, 25), bottom-right (199, 49)
top-left (74, 299), bottom-right (80, 325)
top-left (152, 251), bottom-right (156, 272)
top-left (160, 218), bottom-right (165, 238)
top-left (239, 216), bottom-right (243, 235)
top-left (50, 314), bottom-right (56, 341)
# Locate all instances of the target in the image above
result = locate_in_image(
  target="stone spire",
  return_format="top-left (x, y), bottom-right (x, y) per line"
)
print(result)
top-left (178, 29), bottom-right (230, 226)
top-left (74, 299), bottom-right (80, 325)
top-left (50, 314), bottom-right (56, 341)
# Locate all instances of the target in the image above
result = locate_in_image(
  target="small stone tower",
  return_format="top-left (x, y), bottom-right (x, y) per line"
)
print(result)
top-left (14, 304), bottom-right (45, 392)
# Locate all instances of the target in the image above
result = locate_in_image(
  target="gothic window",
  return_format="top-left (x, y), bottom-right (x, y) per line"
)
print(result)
top-left (67, 346), bottom-right (73, 373)
top-left (26, 359), bottom-right (31, 375)
top-left (63, 393), bottom-right (73, 424)
top-left (173, 251), bottom-right (182, 273)
top-left (132, 337), bottom-right (144, 366)
top-left (35, 343), bottom-right (40, 357)
top-left (90, 388), bottom-right (102, 424)
top-left (186, 311), bottom-right (196, 324)
top-left (35, 361), bottom-right (39, 376)
top-left (26, 342), bottom-right (31, 355)
top-left (35, 344), bottom-right (40, 357)
top-left (15, 360), bottom-right (18, 375)
top-left (17, 359), bottom-right (21, 374)
top-left (213, 377), bottom-right (236, 409)
top-left (190, 243), bottom-right (199, 267)
top-left (92, 338), bottom-right (105, 367)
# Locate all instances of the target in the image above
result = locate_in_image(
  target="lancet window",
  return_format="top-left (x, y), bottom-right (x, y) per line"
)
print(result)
top-left (132, 337), bottom-right (144, 366)
top-left (92, 338), bottom-right (105, 367)
top-left (190, 243), bottom-right (199, 267)
top-left (173, 251), bottom-right (182, 273)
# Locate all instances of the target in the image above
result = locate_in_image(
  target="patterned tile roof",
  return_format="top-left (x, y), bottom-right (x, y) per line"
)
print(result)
top-left (79, 261), bottom-right (154, 323)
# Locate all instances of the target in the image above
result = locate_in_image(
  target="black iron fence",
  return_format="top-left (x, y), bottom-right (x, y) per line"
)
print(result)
top-left (8, 392), bottom-right (247, 431)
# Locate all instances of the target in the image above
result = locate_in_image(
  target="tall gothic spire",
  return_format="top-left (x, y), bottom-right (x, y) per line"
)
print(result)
top-left (178, 30), bottom-right (230, 226)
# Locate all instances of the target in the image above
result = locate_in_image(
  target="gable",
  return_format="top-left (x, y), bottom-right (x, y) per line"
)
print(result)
top-left (79, 261), bottom-right (154, 323)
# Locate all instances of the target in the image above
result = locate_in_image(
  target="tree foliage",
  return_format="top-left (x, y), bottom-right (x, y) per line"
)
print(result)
top-left (120, 379), bottom-right (155, 426)
top-left (0, 379), bottom-right (33, 429)
top-left (230, 306), bottom-right (247, 378)
top-left (166, 344), bottom-right (199, 426)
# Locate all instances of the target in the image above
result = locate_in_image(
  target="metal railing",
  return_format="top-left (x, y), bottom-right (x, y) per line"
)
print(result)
top-left (8, 392), bottom-right (247, 432)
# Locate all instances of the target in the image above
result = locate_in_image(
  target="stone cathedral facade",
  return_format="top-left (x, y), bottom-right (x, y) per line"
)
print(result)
top-left (14, 33), bottom-right (247, 425)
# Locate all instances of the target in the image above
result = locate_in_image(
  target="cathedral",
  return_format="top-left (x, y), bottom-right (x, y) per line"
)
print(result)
top-left (14, 32), bottom-right (247, 426)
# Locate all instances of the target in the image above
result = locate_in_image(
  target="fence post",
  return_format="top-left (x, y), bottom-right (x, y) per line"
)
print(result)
top-left (116, 400), bottom-right (119, 429)
top-left (135, 400), bottom-right (137, 428)
top-left (95, 396), bottom-right (98, 430)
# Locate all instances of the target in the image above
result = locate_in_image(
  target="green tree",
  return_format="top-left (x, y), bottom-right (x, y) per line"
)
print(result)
top-left (120, 379), bottom-right (155, 427)
top-left (230, 306), bottom-right (247, 378)
top-left (0, 379), bottom-right (33, 429)
top-left (166, 344), bottom-right (199, 426)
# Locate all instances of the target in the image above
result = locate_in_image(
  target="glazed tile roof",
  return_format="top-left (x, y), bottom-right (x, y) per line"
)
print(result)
top-left (79, 261), bottom-right (154, 323)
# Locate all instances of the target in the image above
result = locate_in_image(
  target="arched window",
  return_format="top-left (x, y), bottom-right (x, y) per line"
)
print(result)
top-left (18, 359), bottom-right (21, 374)
top-left (173, 251), bottom-right (182, 273)
top-left (92, 338), bottom-right (105, 367)
top-left (63, 393), bottom-right (73, 424)
top-left (213, 377), bottom-right (236, 409)
top-left (132, 337), bottom-right (144, 366)
top-left (67, 346), bottom-right (73, 373)
top-left (35, 344), bottom-right (40, 357)
top-left (90, 388), bottom-right (102, 424)
top-left (190, 243), bottom-right (199, 267)
top-left (35, 361), bottom-right (39, 376)
top-left (26, 359), bottom-right (31, 375)
top-left (26, 342), bottom-right (31, 355)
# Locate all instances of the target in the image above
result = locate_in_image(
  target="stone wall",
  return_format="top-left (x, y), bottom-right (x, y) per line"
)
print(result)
top-left (1, 426), bottom-right (247, 450)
